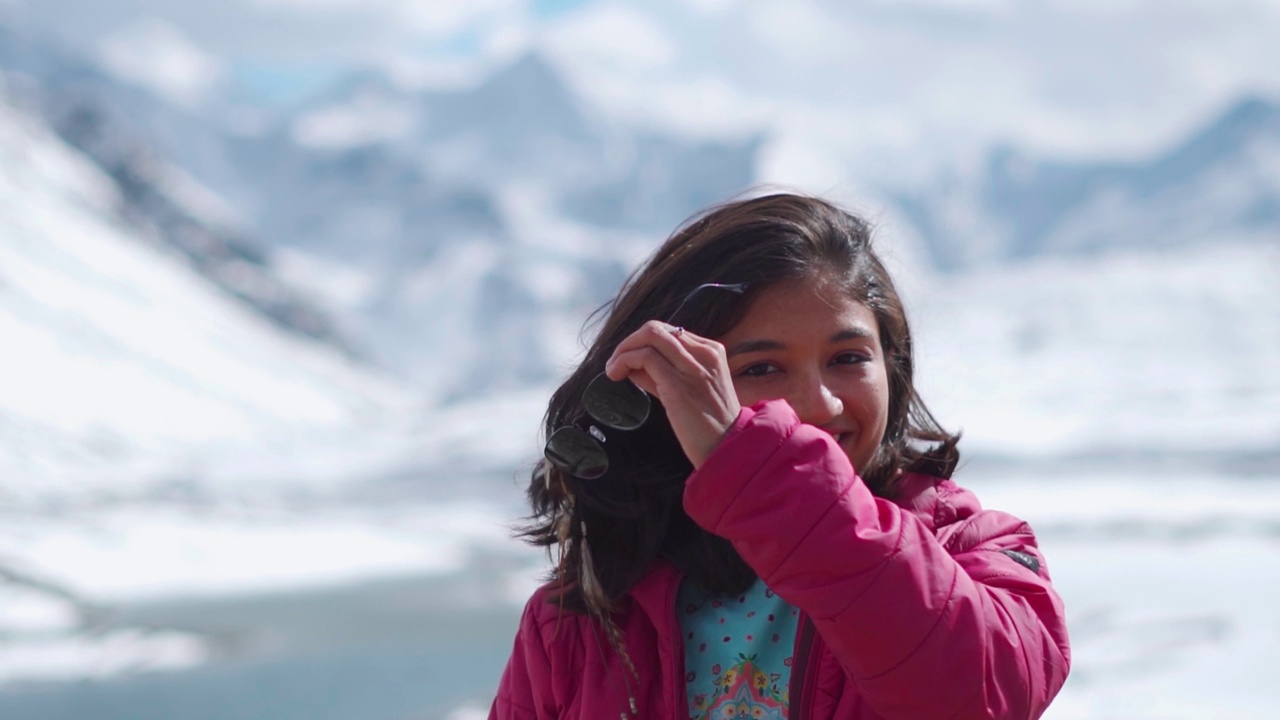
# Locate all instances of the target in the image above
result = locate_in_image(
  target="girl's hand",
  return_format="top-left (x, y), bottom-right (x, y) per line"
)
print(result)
top-left (604, 321), bottom-right (740, 468)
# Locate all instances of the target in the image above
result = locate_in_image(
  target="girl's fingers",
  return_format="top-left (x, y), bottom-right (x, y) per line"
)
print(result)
top-left (606, 344), bottom-right (712, 400)
top-left (603, 347), bottom-right (662, 395)
top-left (609, 321), bottom-right (683, 355)
top-left (602, 321), bottom-right (740, 467)
top-left (605, 321), bottom-right (698, 380)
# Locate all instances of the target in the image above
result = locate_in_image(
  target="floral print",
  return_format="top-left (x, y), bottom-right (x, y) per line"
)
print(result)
top-left (700, 656), bottom-right (787, 720)
top-left (679, 577), bottom-right (798, 720)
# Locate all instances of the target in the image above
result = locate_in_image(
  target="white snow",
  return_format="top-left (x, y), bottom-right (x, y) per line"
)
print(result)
top-left (0, 502), bottom-right (517, 603)
top-left (290, 98), bottom-right (417, 148)
top-left (96, 18), bottom-right (226, 109)
top-left (911, 241), bottom-right (1280, 458)
top-left (444, 703), bottom-right (494, 720)
top-left (545, 4), bottom-right (677, 73)
top-left (0, 629), bottom-right (210, 685)
top-left (0, 96), bottom-right (419, 503)
top-left (0, 585), bottom-right (78, 634)
top-left (272, 247), bottom-right (380, 310)
top-left (966, 473), bottom-right (1280, 720)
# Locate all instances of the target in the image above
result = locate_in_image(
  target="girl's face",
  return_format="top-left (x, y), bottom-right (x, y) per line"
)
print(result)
top-left (717, 278), bottom-right (890, 472)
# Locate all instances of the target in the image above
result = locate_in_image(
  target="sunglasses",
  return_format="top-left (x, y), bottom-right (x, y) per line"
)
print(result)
top-left (544, 282), bottom-right (749, 480)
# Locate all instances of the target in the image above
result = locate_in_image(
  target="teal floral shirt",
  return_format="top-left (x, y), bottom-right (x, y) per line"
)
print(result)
top-left (677, 576), bottom-right (800, 720)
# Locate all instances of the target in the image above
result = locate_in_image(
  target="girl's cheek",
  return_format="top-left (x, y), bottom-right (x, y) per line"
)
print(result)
top-left (732, 379), bottom-right (790, 411)
top-left (731, 381), bottom-right (763, 409)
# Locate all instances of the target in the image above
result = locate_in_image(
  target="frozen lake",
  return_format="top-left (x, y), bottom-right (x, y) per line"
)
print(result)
top-left (0, 571), bottom-right (520, 720)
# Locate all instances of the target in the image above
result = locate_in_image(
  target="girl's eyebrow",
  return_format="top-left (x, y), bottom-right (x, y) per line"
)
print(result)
top-left (726, 339), bottom-right (784, 356)
top-left (727, 327), bottom-right (875, 357)
top-left (831, 327), bottom-right (875, 342)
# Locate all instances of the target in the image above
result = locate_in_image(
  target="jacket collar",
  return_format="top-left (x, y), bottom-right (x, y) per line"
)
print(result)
top-left (892, 472), bottom-right (979, 531)
top-left (629, 559), bottom-right (682, 622)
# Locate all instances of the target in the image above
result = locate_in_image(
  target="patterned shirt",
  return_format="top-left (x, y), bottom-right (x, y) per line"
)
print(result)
top-left (677, 576), bottom-right (800, 720)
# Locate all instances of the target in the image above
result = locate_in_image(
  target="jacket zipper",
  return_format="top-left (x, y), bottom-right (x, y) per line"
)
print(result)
top-left (788, 613), bottom-right (819, 720)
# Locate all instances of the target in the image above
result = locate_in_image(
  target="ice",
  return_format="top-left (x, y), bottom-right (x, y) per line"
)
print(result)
top-left (0, 501), bottom-right (518, 603)
top-left (1042, 534), bottom-right (1279, 719)
top-left (444, 703), bottom-right (493, 720)
top-left (0, 585), bottom-right (78, 634)
top-left (0, 629), bottom-right (210, 686)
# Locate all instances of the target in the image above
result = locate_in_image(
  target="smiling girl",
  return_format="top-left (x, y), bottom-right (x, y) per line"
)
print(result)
top-left (490, 193), bottom-right (1070, 720)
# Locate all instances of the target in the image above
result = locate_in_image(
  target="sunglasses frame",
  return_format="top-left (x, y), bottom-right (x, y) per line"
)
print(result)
top-left (543, 282), bottom-right (748, 481)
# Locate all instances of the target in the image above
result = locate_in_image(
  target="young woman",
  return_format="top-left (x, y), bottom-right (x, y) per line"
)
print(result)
top-left (490, 193), bottom-right (1070, 720)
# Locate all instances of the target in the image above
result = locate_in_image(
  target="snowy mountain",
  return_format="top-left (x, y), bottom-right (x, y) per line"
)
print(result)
top-left (0, 23), bottom-right (761, 393)
top-left (289, 50), bottom-right (761, 232)
top-left (0, 22), bottom-right (353, 352)
top-left (4, 16), bottom-right (1276, 453)
top-left (0, 75), bottom-right (464, 684)
top-left (0, 89), bottom-right (415, 503)
top-left (875, 98), bottom-right (1280, 465)
top-left (892, 96), bottom-right (1280, 270)
top-left (226, 51), bottom-right (761, 395)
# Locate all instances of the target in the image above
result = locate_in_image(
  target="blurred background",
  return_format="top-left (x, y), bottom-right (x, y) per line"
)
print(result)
top-left (0, 0), bottom-right (1277, 718)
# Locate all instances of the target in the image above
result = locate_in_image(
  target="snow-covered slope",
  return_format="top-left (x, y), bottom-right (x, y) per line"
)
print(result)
top-left (0, 80), bottom-right (463, 687)
top-left (2, 34), bottom-right (761, 394)
top-left (911, 241), bottom-right (1280, 463)
top-left (0, 22), bottom-right (350, 351)
top-left (0, 92), bottom-right (414, 503)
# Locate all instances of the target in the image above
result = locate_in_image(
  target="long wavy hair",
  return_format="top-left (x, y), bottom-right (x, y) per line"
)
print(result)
top-left (521, 192), bottom-right (959, 617)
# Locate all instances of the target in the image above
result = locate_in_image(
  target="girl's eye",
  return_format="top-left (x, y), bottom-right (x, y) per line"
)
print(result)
top-left (738, 362), bottom-right (778, 378)
top-left (833, 351), bottom-right (871, 365)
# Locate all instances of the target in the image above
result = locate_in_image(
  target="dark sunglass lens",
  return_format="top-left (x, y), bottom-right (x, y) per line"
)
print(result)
top-left (545, 426), bottom-right (609, 480)
top-left (582, 374), bottom-right (650, 431)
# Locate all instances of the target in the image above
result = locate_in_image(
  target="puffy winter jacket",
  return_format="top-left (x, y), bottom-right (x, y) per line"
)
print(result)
top-left (491, 399), bottom-right (1071, 719)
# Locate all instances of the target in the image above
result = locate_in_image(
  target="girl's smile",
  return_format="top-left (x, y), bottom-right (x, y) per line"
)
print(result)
top-left (718, 278), bottom-right (890, 473)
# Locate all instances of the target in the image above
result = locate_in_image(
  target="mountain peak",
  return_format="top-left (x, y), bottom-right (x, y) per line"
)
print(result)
top-left (416, 49), bottom-right (599, 179)
top-left (1214, 95), bottom-right (1280, 132)
top-left (484, 51), bottom-right (564, 95)
top-left (1136, 93), bottom-right (1280, 193)
top-left (454, 50), bottom-right (591, 140)
top-left (1176, 94), bottom-right (1279, 153)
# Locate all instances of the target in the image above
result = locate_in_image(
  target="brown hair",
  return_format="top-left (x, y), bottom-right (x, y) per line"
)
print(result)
top-left (522, 192), bottom-right (959, 614)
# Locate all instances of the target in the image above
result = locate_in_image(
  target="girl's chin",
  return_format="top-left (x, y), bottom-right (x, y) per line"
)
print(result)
top-left (841, 444), bottom-right (874, 474)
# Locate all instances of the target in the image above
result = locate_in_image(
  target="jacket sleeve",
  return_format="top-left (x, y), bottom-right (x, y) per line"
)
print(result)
top-left (683, 400), bottom-right (1071, 720)
top-left (490, 594), bottom-right (557, 720)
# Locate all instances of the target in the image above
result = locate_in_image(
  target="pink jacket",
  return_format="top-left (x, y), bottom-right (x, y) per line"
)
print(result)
top-left (491, 400), bottom-right (1071, 719)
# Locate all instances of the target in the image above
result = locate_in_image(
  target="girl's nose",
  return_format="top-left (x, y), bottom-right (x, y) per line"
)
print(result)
top-left (792, 377), bottom-right (843, 426)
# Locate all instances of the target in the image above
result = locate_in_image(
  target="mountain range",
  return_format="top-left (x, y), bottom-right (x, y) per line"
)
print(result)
top-left (892, 96), bottom-right (1280, 269)
top-left (1, 16), bottom-right (1276, 461)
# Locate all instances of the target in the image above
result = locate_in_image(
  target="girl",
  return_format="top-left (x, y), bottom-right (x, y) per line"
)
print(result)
top-left (490, 193), bottom-right (1070, 719)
